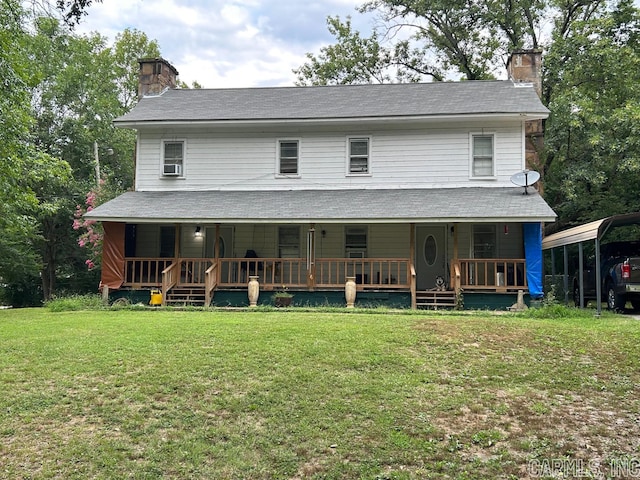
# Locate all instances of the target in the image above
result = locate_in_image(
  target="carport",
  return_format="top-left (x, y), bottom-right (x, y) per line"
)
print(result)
top-left (542, 212), bottom-right (640, 315)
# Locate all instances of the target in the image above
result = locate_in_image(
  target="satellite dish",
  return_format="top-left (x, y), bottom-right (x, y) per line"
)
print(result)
top-left (510, 170), bottom-right (540, 195)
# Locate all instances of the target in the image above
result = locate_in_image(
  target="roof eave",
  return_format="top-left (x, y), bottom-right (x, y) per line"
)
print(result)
top-left (85, 214), bottom-right (557, 224)
top-left (114, 112), bottom-right (549, 129)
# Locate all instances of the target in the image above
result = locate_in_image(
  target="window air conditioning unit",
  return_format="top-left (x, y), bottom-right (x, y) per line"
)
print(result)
top-left (163, 164), bottom-right (181, 176)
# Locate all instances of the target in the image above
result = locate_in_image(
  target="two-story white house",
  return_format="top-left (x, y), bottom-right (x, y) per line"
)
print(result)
top-left (86, 52), bottom-right (556, 309)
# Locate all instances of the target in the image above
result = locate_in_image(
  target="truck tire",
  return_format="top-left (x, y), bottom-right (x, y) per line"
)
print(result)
top-left (606, 281), bottom-right (624, 312)
top-left (631, 300), bottom-right (640, 311)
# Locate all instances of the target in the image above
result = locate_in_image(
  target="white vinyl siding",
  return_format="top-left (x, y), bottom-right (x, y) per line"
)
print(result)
top-left (135, 122), bottom-right (523, 191)
top-left (470, 134), bottom-right (495, 178)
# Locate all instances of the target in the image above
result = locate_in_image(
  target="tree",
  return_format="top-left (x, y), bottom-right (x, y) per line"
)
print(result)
top-left (295, 16), bottom-right (394, 85)
top-left (0, 0), bottom-right (44, 300)
top-left (543, 0), bottom-right (640, 228)
top-left (0, 4), bottom-right (161, 304)
top-left (25, 19), bottom-right (161, 301)
top-left (296, 0), bottom-right (608, 84)
top-left (23, 0), bottom-right (102, 26)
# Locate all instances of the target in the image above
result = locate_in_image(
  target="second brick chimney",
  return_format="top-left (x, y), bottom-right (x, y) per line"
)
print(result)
top-left (138, 58), bottom-right (179, 99)
top-left (507, 50), bottom-right (545, 182)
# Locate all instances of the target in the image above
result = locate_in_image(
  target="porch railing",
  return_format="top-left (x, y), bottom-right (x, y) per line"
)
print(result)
top-left (125, 257), bottom-right (523, 295)
top-left (124, 257), bottom-right (412, 290)
top-left (315, 258), bottom-right (411, 289)
top-left (452, 258), bottom-right (527, 292)
top-left (125, 257), bottom-right (173, 286)
top-left (204, 262), bottom-right (218, 307)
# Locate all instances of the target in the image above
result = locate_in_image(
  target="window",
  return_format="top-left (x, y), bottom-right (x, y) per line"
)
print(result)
top-left (348, 137), bottom-right (370, 174)
top-left (473, 225), bottom-right (496, 258)
top-left (345, 226), bottom-right (367, 257)
top-left (162, 140), bottom-right (184, 176)
top-left (471, 134), bottom-right (494, 177)
top-left (278, 226), bottom-right (300, 257)
top-left (277, 140), bottom-right (299, 175)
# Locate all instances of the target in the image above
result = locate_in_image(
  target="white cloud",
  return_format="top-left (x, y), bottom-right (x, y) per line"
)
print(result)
top-left (76, 0), bottom-right (374, 88)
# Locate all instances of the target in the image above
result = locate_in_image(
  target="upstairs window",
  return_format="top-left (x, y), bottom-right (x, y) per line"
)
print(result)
top-left (278, 140), bottom-right (299, 176)
top-left (162, 140), bottom-right (184, 177)
top-left (348, 137), bottom-right (370, 175)
top-left (471, 134), bottom-right (495, 178)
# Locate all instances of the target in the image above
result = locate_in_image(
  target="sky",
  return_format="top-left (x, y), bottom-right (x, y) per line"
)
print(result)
top-left (76, 0), bottom-right (377, 89)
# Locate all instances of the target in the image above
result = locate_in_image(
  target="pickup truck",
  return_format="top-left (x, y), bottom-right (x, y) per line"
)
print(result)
top-left (573, 241), bottom-right (640, 311)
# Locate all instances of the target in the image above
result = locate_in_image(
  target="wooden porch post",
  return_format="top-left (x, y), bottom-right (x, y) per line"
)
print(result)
top-left (174, 224), bottom-right (181, 260)
top-left (307, 223), bottom-right (316, 290)
top-left (451, 223), bottom-right (460, 294)
top-left (410, 223), bottom-right (416, 309)
top-left (215, 223), bottom-right (221, 284)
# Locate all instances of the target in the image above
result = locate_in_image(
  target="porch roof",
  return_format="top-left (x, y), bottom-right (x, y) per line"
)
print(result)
top-left (85, 187), bottom-right (556, 224)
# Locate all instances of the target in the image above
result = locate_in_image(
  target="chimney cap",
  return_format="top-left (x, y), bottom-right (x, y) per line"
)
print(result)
top-left (138, 57), bottom-right (179, 76)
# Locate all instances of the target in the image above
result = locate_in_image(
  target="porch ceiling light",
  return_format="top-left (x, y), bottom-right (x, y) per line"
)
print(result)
top-left (194, 226), bottom-right (203, 238)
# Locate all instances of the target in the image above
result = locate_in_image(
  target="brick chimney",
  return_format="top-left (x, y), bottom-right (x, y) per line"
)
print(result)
top-left (138, 58), bottom-right (179, 99)
top-left (507, 50), bottom-right (544, 182)
top-left (507, 49), bottom-right (542, 97)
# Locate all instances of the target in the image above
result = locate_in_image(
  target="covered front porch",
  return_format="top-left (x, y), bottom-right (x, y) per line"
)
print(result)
top-left (86, 188), bottom-right (555, 308)
top-left (104, 222), bottom-right (533, 309)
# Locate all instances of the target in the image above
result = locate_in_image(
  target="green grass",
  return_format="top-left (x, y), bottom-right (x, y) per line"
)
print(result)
top-left (1, 308), bottom-right (639, 479)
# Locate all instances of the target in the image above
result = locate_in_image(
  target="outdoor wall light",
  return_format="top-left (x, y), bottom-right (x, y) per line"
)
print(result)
top-left (194, 226), bottom-right (203, 238)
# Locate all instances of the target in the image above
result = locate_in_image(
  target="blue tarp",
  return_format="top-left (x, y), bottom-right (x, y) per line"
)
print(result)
top-left (523, 222), bottom-right (543, 298)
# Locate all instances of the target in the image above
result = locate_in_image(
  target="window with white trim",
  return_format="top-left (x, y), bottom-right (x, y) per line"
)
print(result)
top-left (472, 225), bottom-right (496, 258)
top-left (345, 226), bottom-right (368, 257)
top-left (162, 140), bottom-right (184, 177)
top-left (471, 134), bottom-right (494, 177)
top-left (277, 140), bottom-right (299, 176)
top-left (347, 137), bottom-right (370, 174)
top-left (278, 226), bottom-right (300, 257)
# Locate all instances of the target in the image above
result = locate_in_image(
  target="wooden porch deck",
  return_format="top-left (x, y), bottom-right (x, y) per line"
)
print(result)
top-left (122, 257), bottom-right (528, 307)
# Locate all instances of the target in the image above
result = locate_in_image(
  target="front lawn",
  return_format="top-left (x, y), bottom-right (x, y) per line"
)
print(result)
top-left (1, 308), bottom-right (639, 479)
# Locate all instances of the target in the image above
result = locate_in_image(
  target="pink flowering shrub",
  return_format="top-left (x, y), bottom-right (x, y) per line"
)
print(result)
top-left (73, 185), bottom-right (103, 270)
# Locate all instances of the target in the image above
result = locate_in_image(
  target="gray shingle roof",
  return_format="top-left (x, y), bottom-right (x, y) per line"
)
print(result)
top-left (85, 188), bottom-right (556, 223)
top-left (115, 81), bottom-right (549, 124)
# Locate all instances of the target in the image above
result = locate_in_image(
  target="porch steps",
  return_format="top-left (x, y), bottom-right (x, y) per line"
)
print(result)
top-left (416, 290), bottom-right (458, 309)
top-left (165, 287), bottom-right (207, 306)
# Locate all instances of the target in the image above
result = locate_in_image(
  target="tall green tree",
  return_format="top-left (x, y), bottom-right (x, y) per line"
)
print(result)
top-left (0, 1), bottom-right (77, 304)
top-left (26, 19), bottom-right (160, 301)
top-left (543, 0), bottom-right (640, 228)
top-left (295, 0), bottom-right (608, 84)
top-left (295, 16), bottom-right (394, 85)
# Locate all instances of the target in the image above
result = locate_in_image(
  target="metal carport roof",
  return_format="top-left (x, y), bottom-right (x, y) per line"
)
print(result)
top-left (542, 212), bottom-right (640, 250)
top-left (542, 211), bottom-right (640, 314)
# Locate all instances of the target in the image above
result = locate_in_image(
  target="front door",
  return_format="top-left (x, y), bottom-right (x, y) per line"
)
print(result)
top-left (416, 226), bottom-right (447, 290)
top-left (206, 226), bottom-right (234, 280)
